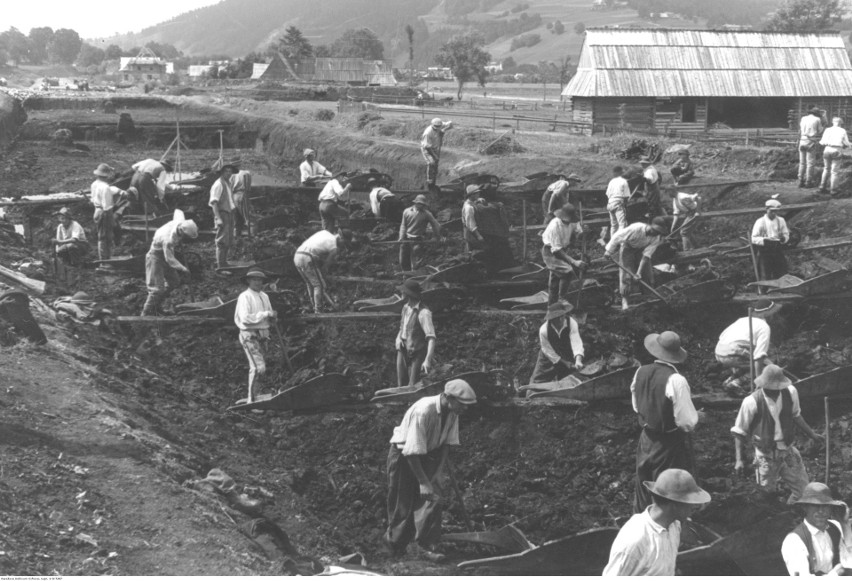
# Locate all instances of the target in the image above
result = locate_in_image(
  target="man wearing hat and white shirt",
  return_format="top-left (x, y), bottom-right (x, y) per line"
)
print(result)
top-left (819, 116), bottom-right (851, 196)
top-left (732, 364), bottom-right (822, 504)
top-left (603, 165), bottom-right (630, 243)
top-left (300, 149), bottom-right (332, 186)
top-left (317, 173), bottom-right (352, 233)
top-left (209, 163), bottom-right (238, 269)
top-left (369, 177), bottom-right (403, 223)
top-left (52, 207), bottom-right (89, 267)
top-left (294, 229), bottom-right (352, 313)
top-left (670, 149), bottom-right (695, 185)
top-left (631, 331), bottom-right (700, 513)
top-left (462, 184), bottom-right (484, 254)
top-left (639, 156), bottom-right (665, 218)
top-left (752, 198), bottom-right (790, 281)
top-left (799, 106), bottom-right (826, 188)
top-left (234, 270), bottom-right (277, 403)
top-left (671, 192), bottom-right (701, 251)
top-left (604, 217), bottom-right (667, 311)
top-left (603, 468), bottom-right (710, 576)
top-left (140, 210), bottom-right (199, 316)
top-left (130, 158), bottom-right (169, 216)
top-left (542, 203), bottom-right (586, 305)
top-left (541, 173), bottom-right (582, 224)
top-left (529, 300), bottom-right (584, 384)
top-left (384, 379), bottom-right (476, 560)
top-left (395, 279), bottom-right (436, 387)
top-left (421, 117), bottom-right (453, 192)
top-left (90, 163), bottom-right (128, 260)
top-left (782, 482), bottom-right (852, 575)
top-left (399, 195), bottom-right (442, 272)
top-left (715, 298), bottom-right (779, 391)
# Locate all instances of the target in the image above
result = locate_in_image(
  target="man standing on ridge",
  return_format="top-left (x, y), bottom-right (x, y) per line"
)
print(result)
top-left (421, 118), bottom-right (452, 193)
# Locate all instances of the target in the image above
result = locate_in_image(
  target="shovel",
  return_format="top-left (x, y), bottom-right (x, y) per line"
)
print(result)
top-left (572, 201), bottom-right (589, 325)
top-left (273, 322), bottom-right (295, 374)
top-left (606, 255), bottom-right (670, 304)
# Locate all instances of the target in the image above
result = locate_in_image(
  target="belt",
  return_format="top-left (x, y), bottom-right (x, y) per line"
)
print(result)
top-left (642, 425), bottom-right (681, 436)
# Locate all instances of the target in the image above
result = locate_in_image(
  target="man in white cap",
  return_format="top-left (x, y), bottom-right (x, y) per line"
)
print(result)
top-left (751, 199), bottom-right (790, 280)
top-left (52, 207), bottom-right (89, 266)
top-left (798, 106), bottom-right (825, 188)
top-left (234, 270), bottom-right (277, 403)
top-left (732, 364), bottom-right (822, 504)
top-left (140, 211), bottom-right (199, 316)
top-left (671, 192), bottom-right (701, 251)
top-left (819, 117), bottom-right (851, 196)
top-left (317, 173), bottom-right (351, 233)
top-left (294, 229), bottom-right (352, 313)
top-left (782, 482), bottom-right (852, 575)
top-left (639, 156), bottom-right (665, 218)
top-left (604, 217), bottom-right (667, 311)
top-left (384, 379), bottom-right (476, 560)
top-left (603, 468), bottom-right (710, 576)
top-left (541, 203), bottom-right (585, 305)
top-left (421, 117), bottom-right (453, 192)
top-left (541, 173), bottom-right (582, 224)
top-left (395, 279), bottom-right (436, 387)
top-left (209, 163), bottom-right (238, 268)
top-left (90, 163), bottom-right (128, 260)
top-left (631, 331), bottom-right (699, 513)
top-left (529, 300), bottom-right (584, 384)
top-left (399, 195), bottom-right (442, 271)
top-left (300, 149), bottom-right (332, 186)
top-left (715, 299), bottom-right (779, 391)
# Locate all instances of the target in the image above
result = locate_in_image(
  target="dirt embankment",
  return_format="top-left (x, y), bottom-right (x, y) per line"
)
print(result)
top-left (0, 92), bottom-right (27, 148)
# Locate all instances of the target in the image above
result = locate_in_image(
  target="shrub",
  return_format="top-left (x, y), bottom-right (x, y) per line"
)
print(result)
top-left (315, 109), bottom-right (335, 121)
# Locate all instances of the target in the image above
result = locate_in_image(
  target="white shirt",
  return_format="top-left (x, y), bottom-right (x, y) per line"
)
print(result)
top-left (389, 395), bottom-right (459, 456)
top-left (606, 176), bottom-right (630, 207)
top-left (673, 192), bottom-right (700, 215)
top-left (132, 159), bottom-right (165, 175)
top-left (602, 508), bottom-right (682, 576)
top-left (230, 170), bottom-right (251, 197)
top-left (752, 214), bottom-right (789, 246)
top-left (209, 178), bottom-right (235, 212)
top-left (300, 160), bottom-right (329, 182)
top-left (150, 220), bottom-right (187, 269)
top-left (643, 165), bottom-right (660, 185)
top-left (297, 230), bottom-right (338, 261)
top-left (318, 179), bottom-right (345, 202)
top-left (782, 519), bottom-right (852, 576)
top-left (539, 319), bottom-right (584, 364)
top-left (395, 301), bottom-right (436, 349)
top-left (56, 221), bottom-right (86, 252)
top-left (821, 126), bottom-right (851, 149)
top-left (234, 288), bottom-right (273, 334)
top-left (90, 180), bottom-right (122, 211)
top-left (630, 361), bottom-right (699, 432)
top-left (715, 316), bottom-right (771, 360)
top-left (541, 218), bottom-right (582, 253)
top-left (462, 199), bottom-right (479, 237)
top-left (605, 222), bottom-right (661, 255)
top-left (800, 114), bottom-right (824, 143)
top-left (420, 125), bottom-right (445, 153)
top-left (370, 187), bottom-right (393, 216)
top-left (731, 386), bottom-right (802, 448)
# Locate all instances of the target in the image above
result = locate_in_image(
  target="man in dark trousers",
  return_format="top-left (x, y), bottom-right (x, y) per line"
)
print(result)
top-left (782, 483), bottom-right (852, 575)
top-left (395, 279), bottom-right (436, 387)
top-left (529, 301), bottom-right (584, 384)
top-left (384, 379), bottom-right (477, 561)
top-left (751, 199), bottom-right (790, 281)
top-left (398, 195), bottom-right (442, 272)
top-left (631, 331), bottom-right (699, 513)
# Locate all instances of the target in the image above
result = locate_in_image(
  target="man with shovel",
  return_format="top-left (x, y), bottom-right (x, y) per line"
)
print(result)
top-left (541, 203), bottom-right (586, 305)
top-left (234, 270), bottom-right (277, 404)
top-left (604, 217), bottom-right (667, 311)
top-left (529, 301), bottom-right (584, 384)
top-left (140, 211), bottom-right (198, 316)
top-left (384, 379), bottom-right (477, 561)
top-left (293, 229), bottom-right (352, 313)
top-left (671, 192), bottom-right (701, 251)
top-left (714, 298), bottom-right (779, 392)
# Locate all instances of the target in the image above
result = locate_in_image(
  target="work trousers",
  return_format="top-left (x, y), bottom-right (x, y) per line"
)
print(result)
top-left (294, 252), bottom-right (326, 312)
top-left (215, 210), bottom-right (233, 268)
top-left (821, 147), bottom-right (842, 193)
top-left (94, 208), bottom-right (115, 260)
top-left (57, 241), bottom-right (90, 267)
top-left (753, 446), bottom-right (809, 503)
top-left (542, 245), bottom-right (576, 305)
top-left (385, 445), bottom-right (443, 553)
top-left (130, 171), bottom-right (168, 216)
top-left (755, 240), bottom-right (787, 281)
top-left (530, 353), bottom-right (572, 384)
top-left (471, 234), bottom-right (514, 275)
top-left (645, 183), bottom-right (665, 217)
top-left (422, 150), bottom-right (439, 186)
top-left (798, 141), bottom-right (818, 184)
top-left (397, 346), bottom-right (427, 387)
top-left (607, 200), bottom-right (627, 239)
top-left (141, 249), bottom-right (181, 316)
top-left (399, 238), bottom-right (426, 272)
top-left (635, 428), bottom-right (694, 513)
top-left (319, 200), bottom-right (348, 232)
top-left (671, 213), bottom-right (698, 251)
top-left (232, 191), bottom-right (248, 235)
top-left (239, 330), bottom-right (268, 399)
top-left (619, 246), bottom-right (651, 299)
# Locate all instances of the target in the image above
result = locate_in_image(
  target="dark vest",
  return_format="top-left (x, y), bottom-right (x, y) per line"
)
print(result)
top-left (793, 521), bottom-right (841, 574)
top-left (546, 321), bottom-right (575, 361)
top-left (749, 388), bottom-right (794, 452)
top-left (399, 304), bottom-right (431, 353)
top-left (634, 363), bottom-right (677, 433)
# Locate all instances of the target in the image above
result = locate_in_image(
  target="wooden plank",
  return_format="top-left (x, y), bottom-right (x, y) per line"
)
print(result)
top-left (0, 195), bottom-right (89, 207)
top-left (0, 264), bottom-right (46, 295)
top-left (116, 316), bottom-right (220, 325)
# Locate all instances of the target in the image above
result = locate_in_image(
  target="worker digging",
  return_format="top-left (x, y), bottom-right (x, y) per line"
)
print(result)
top-left (8, 27), bottom-right (852, 576)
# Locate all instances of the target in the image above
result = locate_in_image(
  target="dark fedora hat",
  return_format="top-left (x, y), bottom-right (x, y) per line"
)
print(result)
top-left (397, 278), bottom-right (422, 300)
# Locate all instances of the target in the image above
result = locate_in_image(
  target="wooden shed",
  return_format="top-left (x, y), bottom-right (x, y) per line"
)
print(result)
top-left (562, 29), bottom-right (852, 134)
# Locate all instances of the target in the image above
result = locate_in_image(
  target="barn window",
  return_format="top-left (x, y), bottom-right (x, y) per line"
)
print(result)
top-left (682, 101), bottom-right (697, 123)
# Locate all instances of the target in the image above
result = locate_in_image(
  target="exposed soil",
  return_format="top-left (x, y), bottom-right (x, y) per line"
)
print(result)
top-left (4, 93), bottom-right (852, 575)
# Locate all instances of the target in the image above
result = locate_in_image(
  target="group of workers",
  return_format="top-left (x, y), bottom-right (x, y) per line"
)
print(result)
top-left (798, 105), bottom-right (851, 196)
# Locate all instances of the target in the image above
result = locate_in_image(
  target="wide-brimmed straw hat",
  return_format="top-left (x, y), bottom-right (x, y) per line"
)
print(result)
top-left (546, 301), bottom-right (574, 320)
top-left (93, 163), bottom-right (114, 177)
top-left (554, 203), bottom-right (576, 222)
top-left (397, 278), bottom-right (422, 300)
top-left (643, 469), bottom-right (711, 505)
top-left (644, 331), bottom-right (687, 364)
top-left (242, 270), bottom-right (268, 284)
top-left (751, 298), bottom-right (781, 317)
top-left (444, 379), bottom-right (477, 405)
top-left (412, 194), bottom-right (429, 207)
top-left (794, 482), bottom-right (846, 507)
top-left (431, 117), bottom-right (443, 127)
top-left (754, 364), bottom-right (792, 391)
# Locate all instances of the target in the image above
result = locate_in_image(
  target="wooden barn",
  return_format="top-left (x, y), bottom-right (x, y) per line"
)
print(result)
top-left (562, 29), bottom-right (852, 134)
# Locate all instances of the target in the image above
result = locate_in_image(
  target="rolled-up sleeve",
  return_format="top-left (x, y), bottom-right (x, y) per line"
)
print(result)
top-left (753, 323), bottom-right (770, 360)
top-left (751, 218), bottom-right (766, 246)
top-left (418, 309), bottom-right (436, 339)
top-left (731, 396), bottom-right (757, 438)
top-left (400, 411), bottom-right (433, 456)
top-left (569, 318), bottom-right (584, 358)
top-left (666, 373), bottom-right (698, 431)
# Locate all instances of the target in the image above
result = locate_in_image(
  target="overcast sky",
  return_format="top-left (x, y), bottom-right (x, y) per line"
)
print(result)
top-left (5, 0), bottom-right (221, 39)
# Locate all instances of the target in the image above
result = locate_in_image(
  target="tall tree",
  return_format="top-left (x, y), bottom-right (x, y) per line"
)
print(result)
top-left (558, 55), bottom-right (573, 91)
top-left (76, 43), bottom-right (105, 67)
top-left (276, 26), bottom-right (313, 60)
top-left (764, 0), bottom-right (842, 31)
top-left (28, 26), bottom-right (53, 64)
top-left (435, 33), bottom-right (491, 100)
top-left (405, 24), bottom-right (415, 86)
top-left (104, 44), bottom-right (123, 60)
top-left (0, 28), bottom-right (31, 65)
top-left (48, 28), bottom-right (82, 64)
top-left (330, 28), bottom-right (384, 59)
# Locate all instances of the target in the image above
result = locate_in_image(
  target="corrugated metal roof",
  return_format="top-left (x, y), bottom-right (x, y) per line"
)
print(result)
top-left (564, 29), bottom-right (852, 97)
